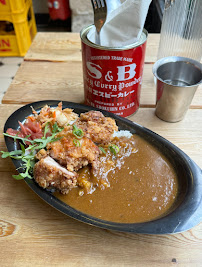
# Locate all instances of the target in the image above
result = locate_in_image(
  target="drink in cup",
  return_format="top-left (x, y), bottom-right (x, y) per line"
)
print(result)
top-left (153, 56), bottom-right (202, 122)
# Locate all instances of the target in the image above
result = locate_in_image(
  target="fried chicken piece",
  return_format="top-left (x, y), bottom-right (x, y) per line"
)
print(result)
top-left (76, 111), bottom-right (118, 144)
top-left (34, 156), bottom-right (77, 194)
top-left (46, 129), bottom-right (100, 172)
top-left (33, 102), bottom-right (78, 128)
top-left (35, 148), bottom-right (48, 160)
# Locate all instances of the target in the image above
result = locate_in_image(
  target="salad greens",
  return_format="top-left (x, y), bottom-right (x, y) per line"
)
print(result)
top-left (1, 122), bottom-right (63, 180)
top-left (1, 118), bottom-right (120, 181)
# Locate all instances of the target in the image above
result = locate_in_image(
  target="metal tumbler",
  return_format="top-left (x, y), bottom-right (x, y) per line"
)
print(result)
top-left (153, 56), bottom-right (202, 122)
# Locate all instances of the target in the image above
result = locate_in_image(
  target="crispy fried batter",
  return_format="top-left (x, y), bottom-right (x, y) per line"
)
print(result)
top-left (76, 111), bottom-right (118, 144)
top-left (35, 148), bottom-right (48, 160)
top-left (46, 128), bottom-right (100, 172)
top-left (33, 109), bottom-right (119, 194)
top-left (34, 156), bottom-right (77, 194)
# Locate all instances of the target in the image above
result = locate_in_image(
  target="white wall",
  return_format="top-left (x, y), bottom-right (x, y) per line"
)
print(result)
top-left (69, 0), bottom-right (93, 32)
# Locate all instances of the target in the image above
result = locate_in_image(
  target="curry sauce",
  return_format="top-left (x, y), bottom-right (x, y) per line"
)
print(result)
top-left (55, 135), bottom-right (178, 223)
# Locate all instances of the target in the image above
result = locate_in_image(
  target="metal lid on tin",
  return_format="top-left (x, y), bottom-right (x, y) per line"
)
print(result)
top-left (80, 24), bottom-right (148, 51)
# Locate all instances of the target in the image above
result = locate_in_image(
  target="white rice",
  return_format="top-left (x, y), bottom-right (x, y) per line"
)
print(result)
top-left (113, 130), bottom-right (132, 138)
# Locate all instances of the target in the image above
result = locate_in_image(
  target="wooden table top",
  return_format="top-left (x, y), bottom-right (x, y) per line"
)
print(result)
top-left (0, 32), bottom-right (202, 266)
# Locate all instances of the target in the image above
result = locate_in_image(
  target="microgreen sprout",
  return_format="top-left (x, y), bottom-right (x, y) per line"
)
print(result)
top-left (1, 122), bottom-right (64, 180)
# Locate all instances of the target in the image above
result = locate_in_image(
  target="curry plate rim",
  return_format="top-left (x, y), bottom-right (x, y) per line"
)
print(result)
top-left (3, 100), bottom-right (202, 234)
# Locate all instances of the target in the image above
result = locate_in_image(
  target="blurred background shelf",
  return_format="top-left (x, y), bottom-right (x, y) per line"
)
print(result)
top-left (33, 0), bottom-right (164, 33)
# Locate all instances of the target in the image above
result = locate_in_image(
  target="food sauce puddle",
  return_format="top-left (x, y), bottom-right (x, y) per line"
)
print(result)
top-left (55, 135), bottom-right (178, 223)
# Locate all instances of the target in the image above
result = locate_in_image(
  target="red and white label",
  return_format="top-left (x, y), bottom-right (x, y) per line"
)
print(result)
top-left (81, 42), bottom-right (147, 117)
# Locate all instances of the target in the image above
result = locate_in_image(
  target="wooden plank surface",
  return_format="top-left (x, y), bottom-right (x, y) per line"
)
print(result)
top-left (2, 60), bottom-right (202, 107)
top-left (0, 171), bottom-right (201, 267)
top-left (3, 33), bottom-right (202, 107)
top-left (1, 32), bottom-right (202, 266)
top-left (24, 32), bottom-right (82, 62)
top-left (24, 32), bottom-right (159, 63)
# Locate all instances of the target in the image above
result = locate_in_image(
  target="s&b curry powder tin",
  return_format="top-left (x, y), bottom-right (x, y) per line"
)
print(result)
top-left (80, 25), bottom-right (148, 117)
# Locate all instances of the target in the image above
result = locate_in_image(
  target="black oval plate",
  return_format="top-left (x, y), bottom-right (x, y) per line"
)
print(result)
top-left (3, 100), bottom-right (202, 234)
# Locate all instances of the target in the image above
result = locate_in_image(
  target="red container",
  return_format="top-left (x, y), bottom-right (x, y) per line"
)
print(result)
top-left (47, 0), bottom-right (71, 20)
top-left (80, 25), bottom-right (148, 117)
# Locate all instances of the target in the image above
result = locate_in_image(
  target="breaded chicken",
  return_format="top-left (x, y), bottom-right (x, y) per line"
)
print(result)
top-left (75, 111), bottom-right (118, 144)
top-left (34, 156), bottom-right (77, 194)
top-left (46, 129), bottom-right (100, 172)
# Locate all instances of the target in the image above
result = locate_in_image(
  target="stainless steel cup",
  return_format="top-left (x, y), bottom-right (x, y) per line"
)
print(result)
top-left (153, 56), bottom-right (202, 122)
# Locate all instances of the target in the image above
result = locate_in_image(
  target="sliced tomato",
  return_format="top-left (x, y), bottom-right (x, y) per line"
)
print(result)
top-left (6, 128), bottom-right (24, 138)
top-left (6, 117), bottom-right (43, 142)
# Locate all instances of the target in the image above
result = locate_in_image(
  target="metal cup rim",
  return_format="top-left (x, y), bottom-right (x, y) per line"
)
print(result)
top-left (152, 56), bottom-right (202, 88)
